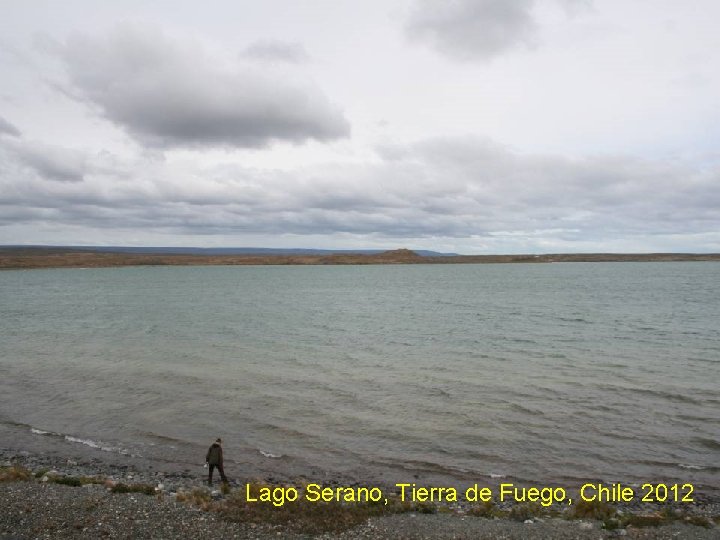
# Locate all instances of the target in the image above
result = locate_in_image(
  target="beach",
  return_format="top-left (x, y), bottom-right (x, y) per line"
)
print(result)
top-left (2, 445), bottom-right (719, 539)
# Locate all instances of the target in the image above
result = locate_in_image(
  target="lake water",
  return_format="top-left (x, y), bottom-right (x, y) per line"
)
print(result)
top-left (1, 262), bottom-right (718, 492)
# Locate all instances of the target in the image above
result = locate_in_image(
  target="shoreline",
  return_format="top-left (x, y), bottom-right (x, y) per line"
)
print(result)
top-left (4, 419), bottom-right (718, 503)
top-left (2, 446), bottom-right (719, 539)
top-left (2, 247), bottom-right (720, 270)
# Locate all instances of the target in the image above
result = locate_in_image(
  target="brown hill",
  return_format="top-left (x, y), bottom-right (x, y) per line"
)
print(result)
top-left (1, 247), bottom-right (719, 270)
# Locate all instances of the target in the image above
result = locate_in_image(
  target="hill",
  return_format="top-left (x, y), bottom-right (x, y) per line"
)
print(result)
top-left (1, 246), bottom-right (719, 269)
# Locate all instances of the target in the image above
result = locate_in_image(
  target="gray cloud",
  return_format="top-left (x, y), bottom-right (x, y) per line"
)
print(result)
top-left (15, 142), bottom-right (87, 182)
top-left (557, 0), bottom-right (594, 15)
top-left (57, 24), bottom-right (349, 148)
top-left (0, 132), bottom-right (86, 182)
top-left (2, 136), bottom-right (718, 252)
top-left (12, 141), bottom-right (86, 182)
top-left (405, 0), bottom-right (594, 60)
top-left (0, 115), bottom-right (21, 137)
top-left (405, 0), bottom-right (538, 61)
top-left (242, 40), bottom-right (310, 63)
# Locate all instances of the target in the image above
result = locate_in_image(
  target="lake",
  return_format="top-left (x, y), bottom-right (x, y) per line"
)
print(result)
top-left (1, 262), bottom-right (718, 492)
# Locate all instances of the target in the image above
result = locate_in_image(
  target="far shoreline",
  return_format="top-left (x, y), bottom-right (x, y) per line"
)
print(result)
top-left (2, 247), bottom-right (719, 270)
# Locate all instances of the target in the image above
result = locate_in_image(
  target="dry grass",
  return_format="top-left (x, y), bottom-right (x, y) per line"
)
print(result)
top-left (508, 502), bottom-right (545, 521)
top-left (218, 491), bottom-right (396, 535)
top-left (110, 482), bottom-right (156, 495)
top-left (51, 476), bottom-right (82, 487)
top-left (175, 487), bottom-right (214, 510)
top-left (466, 500), bottom-right (501, 518)
top-left (0, 465), bottom-right (32, 482)
top-left (681, 515), bottom-right (714, 528)
top-left (620, 514), bottom-right (665, 528)
top-left (568, 499), bottom-right (616, 521)
top-left (169, 483), bottom-right (418, 535)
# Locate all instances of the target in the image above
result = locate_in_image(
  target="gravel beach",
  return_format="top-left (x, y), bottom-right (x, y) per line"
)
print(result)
top-left (2, 482), bottom-right (720, 540)
top-left (2, 448), bottom-right (719, 539)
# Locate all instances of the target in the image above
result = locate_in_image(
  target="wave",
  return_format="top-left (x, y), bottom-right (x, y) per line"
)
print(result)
top-left (633, 458), bottom-right (719, 474)
top-left (676, 413), bottom-right (720, 424)
top-left (606, 386), bottom-right (703, 406)
top-left (556, 316), bottom-right (592, 324)
top-left (694, 437), bottom-right (720, 451)
top-left (26, 424), bottom-right (140, 457)
top-left (259, 450), bottom-right (283, 459)
top-left (0, 417), bottom-right (34, 429)
top-left (64, 435), bottom-right (139, 457)
top-left (508, 403), bottom-right (544, 416)
top-left (30, 428), bottom-right (56, 436)
top-left (424, 386), bottom-right (452, 398)
top-left (135, 431), bottom-right (187, 445)
top-left (678, 463), bottom-right (705, 470)
top-left (398, 459), bottom-right (472, 478)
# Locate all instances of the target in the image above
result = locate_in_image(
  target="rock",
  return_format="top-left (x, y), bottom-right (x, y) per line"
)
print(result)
top-left (524, 519), bottom-right (534, 524)
top-left (578, 522), bottom-right (593, 530)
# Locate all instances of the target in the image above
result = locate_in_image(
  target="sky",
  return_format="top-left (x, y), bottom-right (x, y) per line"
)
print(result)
top-left (1, 0), bottom-right (719, 254)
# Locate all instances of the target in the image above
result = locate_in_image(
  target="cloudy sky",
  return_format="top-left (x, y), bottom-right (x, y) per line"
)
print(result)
top-left (1, 0), bottom-right (719, 253)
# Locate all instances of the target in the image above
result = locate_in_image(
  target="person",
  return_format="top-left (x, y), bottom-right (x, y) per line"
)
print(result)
top-left (205, 437), bottom-right (228, 485)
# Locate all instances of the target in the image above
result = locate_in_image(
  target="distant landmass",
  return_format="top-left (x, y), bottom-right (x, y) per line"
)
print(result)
top-left (1, 246), bottom-right (719, 270)
top-left (0, 245), bottom-right (457, 256)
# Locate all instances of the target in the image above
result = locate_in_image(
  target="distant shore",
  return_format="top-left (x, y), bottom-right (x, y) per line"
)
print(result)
top-left (2, 247), bottom-right (719, 270)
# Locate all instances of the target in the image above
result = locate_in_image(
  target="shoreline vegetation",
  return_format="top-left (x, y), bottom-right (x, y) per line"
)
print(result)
top-left (1, 247), bottom-right (720, 270)
top-left (1, 449), bottom-right (719, 538)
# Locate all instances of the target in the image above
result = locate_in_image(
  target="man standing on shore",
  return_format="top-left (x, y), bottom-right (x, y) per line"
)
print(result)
top-left (205, 438), bottom-right (228, 485)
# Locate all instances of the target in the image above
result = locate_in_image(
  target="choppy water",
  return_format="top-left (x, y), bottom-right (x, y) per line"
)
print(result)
top-left (1, 262), bottom-right (718, 491)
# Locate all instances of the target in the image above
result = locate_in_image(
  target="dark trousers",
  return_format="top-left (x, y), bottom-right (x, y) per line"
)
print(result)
top-left (208, 463), bottom-right (227, 484)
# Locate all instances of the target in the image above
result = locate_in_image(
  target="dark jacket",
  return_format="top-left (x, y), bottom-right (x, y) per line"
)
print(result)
top-left (206, 443), bottom-right (223, 465)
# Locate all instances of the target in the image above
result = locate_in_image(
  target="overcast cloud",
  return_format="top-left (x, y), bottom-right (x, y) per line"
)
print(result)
top-left (404, 0), bottom-right (595, 61)
top-left (0, 116), bottom-right (22, 138)
top-left (58, 24), bottom-right (349, 148)
top-left (2, 136), bottom-right (718, 251)
top-left (242, 40), bottom-right (310, 64)
top-left (0, 1), bottom-right (719, 253)
top-left (405, 0), bottom-right (539, 61)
